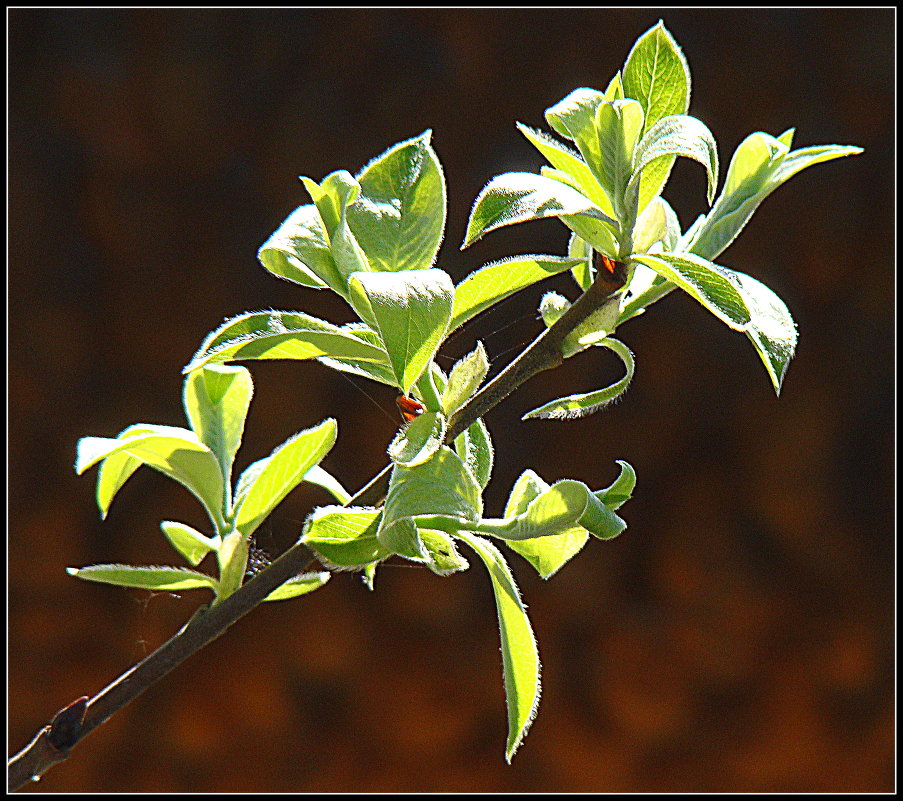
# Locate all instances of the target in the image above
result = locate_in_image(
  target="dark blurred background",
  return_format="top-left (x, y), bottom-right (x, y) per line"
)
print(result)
top-left (8, 8), bottom-right (894, 792)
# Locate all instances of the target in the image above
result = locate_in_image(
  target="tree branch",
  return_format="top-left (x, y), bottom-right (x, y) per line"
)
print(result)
top-left (7, 261), bottom-right (627, 792)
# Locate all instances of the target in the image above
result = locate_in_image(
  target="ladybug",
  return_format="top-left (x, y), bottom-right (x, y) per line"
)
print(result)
top-left (593, 251), bottom-right (617, 276)
top-left (396, 395), bottom-right (425, 423)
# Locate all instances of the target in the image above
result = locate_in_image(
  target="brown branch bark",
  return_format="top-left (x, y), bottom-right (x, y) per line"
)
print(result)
top-left (7, 261), bottom-right (627, 791)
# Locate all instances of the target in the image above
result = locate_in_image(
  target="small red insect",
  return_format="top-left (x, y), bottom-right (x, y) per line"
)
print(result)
top-left (396, 395), bottom-right (425, 423)
top-left (593, 251), bottom-right (617, 276)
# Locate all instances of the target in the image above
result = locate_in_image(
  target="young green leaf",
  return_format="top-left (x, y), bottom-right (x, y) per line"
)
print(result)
top-left (262, 571), bottom-right (331, 601)
top-left (301, 169), bottom-right (370, 292)
top-left (604, 71), bottom-right (625, 101)
top-left (388, 410), bottom-right (447, 468)
top-left (379, 446), bottom-right (482, 560)
top-left (622, 20), bottom-right (692, 210)
top-left (724, 269), bottom-right (798, 394)
top-left (595, 460), bottom-right (637, 510)
top-left (233, 418), bottom-right (337, 538)
top-left (687, 133), bottom-right (862, 261)
top-left (544, 87), bottom-right (608, 186)
top-left (567, 233), bottom-right (595, 290)
top-left (454, 531), bottom-right (540, 762)
top-left (633, 253), bottom-right (797, 393)
top-left (479, 477), bottom-right (627, 543)
top-left (92, 423), bottom-right (159, 518)
top-left (76, 425), bottom-right (225, 529)
top-left (66, 564), bottom-right (218, 592)
top-left (450, 255), bottom-right (582, 331)
top-left (301, 506), bottom-right (389, 569)
top-left (418, 528), bottom-right (470, 576)
top-left (563, 214), bottom-right (623, 261)
top-left (346, 130), bottom-right (446, 273)
top-left (522, 337), bottom-right (634, 420)
top-left (160, 521), bottom-right (219, 567)
top-left (629, 114), bottom-right (719, 209)
top-left (453, 417), bottom-right (494, 490)
top-left (501, 469), bottom-right (588, 579)
top-left (463, 172), bottom-right (616, 249)
top-left (348, 269), bottom-right (454, 395)
top-left (516, 122), bottom-right (613, 215)
top-left (183, 365), bottom-right (253, 486)
top-left (303, 464), bottom-right (352, 505)
top-left (595, 98), bottom-right (646, 212)
top-left (316, 323), bottom-right (401, 387)
top-left (257, 203), bottom-right (334, 290)
top-left (183, 311), bottom-right (392, 376)
top-left (442, 342), bottom-right (489, 415)
top-left (632, 196), bottom-right (681, 255)
top-left (630, 252), bottom-right (751, 329)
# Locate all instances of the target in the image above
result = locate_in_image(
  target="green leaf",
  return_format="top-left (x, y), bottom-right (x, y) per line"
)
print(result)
top-left (523, 337), bottom-right (634, 419)
top-left (516, 122), bottom-right (613, 215)
top-left (160, 520), bottom-right (219, 567)
top-left (417, 528), bottom-right (470, 576)
top-left (92, 423), bottom-right (158, 519)
top-left (595, 98), bottom-right (645, 211)
top-left (463, 172), bottom-right (616, 249)
top-left (537, 289), bottom-right (621, 358)
top-left (544, 87), bottom-right (609, 187)
top-left (301, 169), bottom-right (370, 293)
top-left (184, 311), bottom-right (392, 376)
top-left (632, 195), bottom-right (681, 255)
top-left (442, 342), bottom-right (489, 414)
top-left (567, 233), bottom-right (595, 290)
top-left (631, 252), bottom-right (750, 329)
top-left (622, 20), bottom-right (692, 210)
top-left (450, 255), bottom-right (582, 331)
top-left (623, 21), bottom-right (691, 128)
top-left (316, 323), bottom-right (401, 387)
top-left (257, 203), bottom-right (333, 290)
top-left (687, 133), bottom-right (862, 261)
top-left (501, 470), bottom-right (588, 579)
top-left (562, 212), bottom-right (621, 260)
top-left (629, 114), bottom-right (719, 208)
top-left (76, 425), bottom-right (225, 528)
top-left (362, 562), bottom-right (378, 591)
top-left (379, 446), bottom-right (482, 560)
top-left (183, 365), bottom-right (253, 486)
top-left (387, 409), bottom-right (446, 468)
top-left (454, 417), bottom-right (494, 490)
top-left (634, 253), bottom-right (797, 393)
top-left (498, 462), bottom-right (635, 578)
top-left (604, 71), bottom-right (625, 101)
top-left (724, 269), bottom-right (798, 394)
top-left (346, 130), bottom-right (446, 273)
top-left (263, 571), bottom-right (331, 601)
top-left (595, 460), bottom-right (637, 510)
top-left (303, 464), bottom-right (352, 505)
top-left (233, 419), bottom-right (337, 538)
top-left (301, 506), bottom-right (389, 569)
top-left (348, 269), bottom-right (454, 394)
top-left (66, 564), bottom-right (217, 592)
top-left (454, 532), bottom-right (540, 762)
top-left (480, 477), bottom-right (627, 543)
top-left (771, 143), bottom-right (862, 184)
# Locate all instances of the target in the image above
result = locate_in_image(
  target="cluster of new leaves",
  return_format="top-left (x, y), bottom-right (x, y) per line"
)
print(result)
top-left (466, 21), bottom-right (860, 398)
top-left (72, 21), bottom-right (860, 762)
top-left (72, 364), bottom-right (340, 602)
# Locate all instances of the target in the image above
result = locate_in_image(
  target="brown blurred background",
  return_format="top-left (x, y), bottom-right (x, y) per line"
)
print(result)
top-left (8, 8), bottom-right (894, 792)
